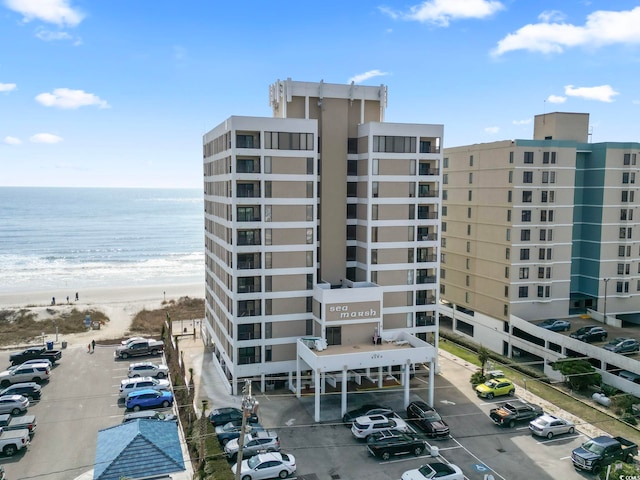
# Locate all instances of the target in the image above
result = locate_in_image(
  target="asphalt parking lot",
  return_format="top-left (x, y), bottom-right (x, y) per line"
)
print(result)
top-left (0, 344), bottom-right (173, 480)
top-left (1, 342), bottom-right (595, 480)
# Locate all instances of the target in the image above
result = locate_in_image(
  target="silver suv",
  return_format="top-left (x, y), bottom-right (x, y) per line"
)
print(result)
top-left (127, 362), bottom-right (169, 379)
top-left (119, 377), bottom-right (171, 398)
top-left (0, 363), bottom-right (50, 387)
top-left (224, 430), bottom-right (280, 461)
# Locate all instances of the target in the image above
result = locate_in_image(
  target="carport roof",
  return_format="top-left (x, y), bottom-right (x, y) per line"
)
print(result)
top-left (94, 419), bottom-right (185, 480)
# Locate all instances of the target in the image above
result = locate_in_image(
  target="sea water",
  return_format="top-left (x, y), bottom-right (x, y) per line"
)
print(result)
top-left (0, 187), bottom-right (204, 294)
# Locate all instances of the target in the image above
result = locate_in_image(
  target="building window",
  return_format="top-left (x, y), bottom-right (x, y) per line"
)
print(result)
top-left (541, 190), bottom-right (555, 203)
top-left (540, 210), bottom-right (554, 222)
top-left (506, 229), bottom-right (510, 241)
top-left (507, 210), bottom-right (511, 222)
top-left (468, 190), bottom-right (473, 201)
top-left (441, 221), bottom-right (447, 232)
top-left (467, 224), bottom-right (471, 235)
top-left (542, 171), bottom-right (556, 184)
top-left (306, 228), bottom-right (313, 244)
top-left (466, 275), bottom-right (470, 286)
top-left (265, 345), bottom-right (272, 362)
top-left (505, 266), bottom-right (510, 278)
top-left (508, 191), bottom-right (512, 203)
top-left (326, 326), bottom-right (342, 345)
top-left (505, 248), bottom-right (510, 260)
top-left (524, 151), bottom-right (534, 164)
top-left (372, 159), bottom-right (379, 175)
top-left (467, 241), bottom-right (471, 252)
top-left (504, 286), bottom-right (509, 297)
top-left (618, 263), bottom-right (630, 275)
top-left (443, 157), bottom-right (449, 168)
top-left (522, 210), bottom-right (531, 222)
top-left (519, 267), bottom-right (529, 279)
top-left (624, 153), bottom-right (637, 165)
top-left (622, 191), bottom-right (635, 203)
top-left (519, 286), bottom-right (528, 298)
top-left (466, 258), bottom-right (470, 269)
top-left (467, 207), bottom-right (472, 218)
top-left (238, 347), bottom-right (260, 365)
top-left (619, 245), bottom-right (631, 257)
top-left (372, 182), bottom-right (379, 198)
top-left (509, 151), bottom-right (514, 164)
top-left (523, 171), bottom-right (533, 183)
top-left (521, 229), bottom-right (530, 241)
top-left (508, 170), bottom-right (513, 183)
top-left (443, 173), bottom-right (448, 184)
top-left (520, 249), bottom-right (530, 260)
top-left (617, 281), bottom-right (630, 293)
top-left (371, 249), bottom-right (378, 264)
top-left (538, 267), bottom-right (551, 279)
top-left (442, 206), bottom-right (448, 216)
top-left (537, 286), bottom-right (551, 298)
top-left (469, 172), bottom-right (473, 184)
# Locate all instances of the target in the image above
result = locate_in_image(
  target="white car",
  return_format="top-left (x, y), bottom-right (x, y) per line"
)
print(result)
top-left (119, 377), bottom-right (171, 398)
top-left (529, 414), bottom-right (575, 439)
top-left (128, 362), bottom-right (169, 379)
top-left (351, 414), bottom-right (410, 439)
top-left (0, 363), bottom-right (50, 387)
top-left (231, 451), bottom-right (296, 480)
top-left (402, 462), bottom-right (464, 480)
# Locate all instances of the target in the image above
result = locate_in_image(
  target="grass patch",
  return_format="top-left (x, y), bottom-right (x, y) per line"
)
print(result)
top-left (0, 308), bottom-right (108, 346)
top-left (130, 297), bottom-right (204, 336)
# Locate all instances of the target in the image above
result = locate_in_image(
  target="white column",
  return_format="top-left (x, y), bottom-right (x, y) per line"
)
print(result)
top-left (403, 363), bottom-right (411, 408)
top-left (429, 359), bottom-right (435, 406)
top-left (260, 373), bottom-right (265, 393)
top-left (314, 369), bottom-right (321, 422)
top-left (378, 366), bottom-right (383, 388)
top-left (341, 367), bottom-right (348, 417)
top-left (296, 357), bottom-right (300, 398)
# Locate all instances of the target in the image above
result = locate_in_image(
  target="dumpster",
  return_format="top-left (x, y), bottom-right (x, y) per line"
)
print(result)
top-left (61, 340), bottom-right (67, 349)
top-left (46, 340), bottom-right (54, 350)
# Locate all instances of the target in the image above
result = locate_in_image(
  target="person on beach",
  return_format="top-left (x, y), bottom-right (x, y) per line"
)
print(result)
top-left (66, 296), bottom-right (69, 304)
top-left (75, 292), bottom-right (79, 301)
top-left (91, 339), bottom-right (96, 352)
top-left (87, 342), bottom-right (91, 353)
top-left (51, 297), bottom-right (55, 305)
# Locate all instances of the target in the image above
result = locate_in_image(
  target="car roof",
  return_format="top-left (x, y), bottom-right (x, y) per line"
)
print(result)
top-left (536, 414), bottom-right (560, 422)
top-left (127, 388), bottom-right (162, 397)
top-left (121, 376), bottom-right (156, 385)
top-left (0, 395), bottom-right (25, 401)
top-left (253, 452), bottom-right (285, 462)
top-left (249, 430), bottom-right (277, 439)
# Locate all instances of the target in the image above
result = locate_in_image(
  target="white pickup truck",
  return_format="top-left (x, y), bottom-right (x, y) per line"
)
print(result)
top-left (0, 426), bottom-right (30, 456)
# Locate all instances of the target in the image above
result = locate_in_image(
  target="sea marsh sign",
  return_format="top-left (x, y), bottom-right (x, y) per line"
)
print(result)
top-left (325, 301), bottom-right (381, 321)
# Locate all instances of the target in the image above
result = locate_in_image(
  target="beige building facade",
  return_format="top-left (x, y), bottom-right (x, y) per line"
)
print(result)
top-left (441, 112), bottom-right (640, 387)
top-left (202, 80), bottom-right (443, 419)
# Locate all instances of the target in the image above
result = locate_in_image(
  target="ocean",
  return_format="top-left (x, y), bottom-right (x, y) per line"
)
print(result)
top-left (0, 187), bottom-right (204, 295)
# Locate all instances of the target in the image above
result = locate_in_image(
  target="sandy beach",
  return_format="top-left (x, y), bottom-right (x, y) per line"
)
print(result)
top-left (0, 282), bottom-right (205, 347)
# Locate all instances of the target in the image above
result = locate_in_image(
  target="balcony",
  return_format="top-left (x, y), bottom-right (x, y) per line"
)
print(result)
top-left (418, 166), bottom-right (440, 176)
top-left (416, 314), bottom-right (436, 327)
top-left (419, 233), bottom-right (438, 241)
top-left (417, 275), bottom-right (437, 285)
top-left (417, 211), bottom-right (438, 220)
top-left (418, 189), bottom-right (439, 198)
top-left (416, 294), bottom-right (437, 306)
top-left (237, 230), bottom-right (261, 246)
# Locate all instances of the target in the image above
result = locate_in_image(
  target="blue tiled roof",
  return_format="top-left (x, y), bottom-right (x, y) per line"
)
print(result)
top-left (94, 419), bottom-right (185, 480)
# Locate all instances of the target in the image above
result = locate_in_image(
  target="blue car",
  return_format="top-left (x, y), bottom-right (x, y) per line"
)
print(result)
top-left (538, 319), bottom-right (571, 332)
top-left (125, 388), bottom-right (173, 412)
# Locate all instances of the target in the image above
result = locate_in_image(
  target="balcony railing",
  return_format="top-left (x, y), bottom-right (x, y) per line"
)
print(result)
top-left (416, 295), bottom-right (437, 306)
top-left (416, 315), bottom-right (436, 326)
top-left (419, 168), bottom-right (440, 176)
top-left (418, 212), bottom-right (439, 220)
top-left (417, 276), bottom-right (437, 284)
top-left (417, 254), bottom-right (438, 262)
top-left (420, 234), bottom-right (438, 241)
top-left (418, 190), bottom-right (439, 198)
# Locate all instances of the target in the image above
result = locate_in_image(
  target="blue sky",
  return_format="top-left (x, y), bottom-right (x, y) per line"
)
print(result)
top-left (2, 0), bottom-right (640, 188)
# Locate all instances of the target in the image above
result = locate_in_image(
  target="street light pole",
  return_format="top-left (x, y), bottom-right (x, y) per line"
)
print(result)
top-left (235, 379), bottom-right (257, 480)
top-left (603, 278), bottom-right (610, 322)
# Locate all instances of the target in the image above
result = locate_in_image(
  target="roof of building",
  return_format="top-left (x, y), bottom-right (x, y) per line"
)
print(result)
top-left (94, 419), bottom-right (185, 480)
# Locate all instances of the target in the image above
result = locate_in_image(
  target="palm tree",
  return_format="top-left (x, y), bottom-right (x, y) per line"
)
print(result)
top-left (478, 346), bottom-right (490, 377)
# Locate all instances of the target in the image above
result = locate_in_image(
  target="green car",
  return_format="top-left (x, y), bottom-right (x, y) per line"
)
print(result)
top-left (475, 378), bottom-right (515, 399)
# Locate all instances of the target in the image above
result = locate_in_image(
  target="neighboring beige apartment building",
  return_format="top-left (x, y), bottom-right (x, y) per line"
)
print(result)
top-left (441, 112), bottom-right (640, 394)
top-left (202, 79), bottom-right (443, 420)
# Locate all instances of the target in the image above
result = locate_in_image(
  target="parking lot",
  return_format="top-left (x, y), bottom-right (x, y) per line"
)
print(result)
top-left (0, 342), bottom-right (597, 480)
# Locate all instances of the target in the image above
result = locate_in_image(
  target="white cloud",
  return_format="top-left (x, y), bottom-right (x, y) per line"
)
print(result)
top-left (547, 95), bottom-right (567, 104)
top-left (3, 136), bottom-right (22, 145)
top-left (34, 27), bottom-right (80, 44)
top-left (633, 100), bottom-right (640, 105)
top-left (564, 84), bottom-right (618, 102)
top-left (30, 133), bottom-right (63, 144)
top-left (512, 118), bottom-right (532, 125)
top-left (35, 88), bottom-right (110, 109)
top-left (493, 6), bottom-right (640, 56)
top-left (5, 0), bottom-right (84, 27)
top-left (348, 70), bottom-right (390, 84)
top-left (380, 0), bottom-right (504, 27)
top-left (538, 10), bottom-right (565, 23)
top-left (484, 126), bottom-right (500, 134)
top-left (0, 83), bottom-right (17, 92)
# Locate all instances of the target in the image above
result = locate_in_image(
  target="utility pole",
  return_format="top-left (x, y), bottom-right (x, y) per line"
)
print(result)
top-left (603, 278), bottom-right (610, 322)
top-left (234, 379), bottom-right (257, 480)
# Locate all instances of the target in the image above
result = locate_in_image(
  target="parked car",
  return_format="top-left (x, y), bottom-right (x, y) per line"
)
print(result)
top-left (342, 403), bottom-right (393, 426)
top-left (114, 339), bottom-right (164, 359)
top-left (121, 336), bottom-right (147, 346)
top-left (0, 427), bottom-right (30, 457)
top-left (122, 410), bottom-right (177, 423)
top-left (119, 377), bottom-right (171, 398)
top-left (216, 421), bottom-right (264, 446)
top-left (127, 361), bottom-right (170, 378)
top-left (538, 319), bottom-right (571, 332)
top-left (603, 337), bottom-right (640, 354)
top-left (475, 378), bottom-right (515, 399)
top-left (230, 451), bottom-right (296, 480)
top-left (366, 429), bottom-right (427, 460)
top-left (570, 325), bottom-right (608, 343)
top-left (489, 400), bottom-right (543, 428)
top-left (529, 414), bottom-right (575, 439)
top-left (11, 359), bottom-right (53, 369)
top-left (0, 382), bottom-right (41, 401)
top-left (125, 389), bottom-right (174, 411)
top-left (9, 346), bottom-right (61, 366)
top-left (401, 462), bottom-right (464, 480)
top-left (0, 363), bottom-right (50, 387)
top-left (406, 401), bottom-right (450, 438)
top-left (0, 395), bottom-right (29, 416)
top-left (572, 435), bottom-right (638, 474)
top-left (351, 414), bottom-right (410, 439)
top-left (209, 407), bottom-right (258, 426)
top-left (224, 430), bottom-right (280, 461)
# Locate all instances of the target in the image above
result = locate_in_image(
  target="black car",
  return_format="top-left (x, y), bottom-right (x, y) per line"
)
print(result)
top-left (406, 401), bottom-right (450, 438)
top-left (366, 429), bottom-right (427, 461)
top-left (570, 325), bottom-right (608, 343)
top-left (122, 410), bottom-right (177, 423)
top-left (0, 382), bottom-right (41, 400)
top-left (342, 403), bottom-right (393, 426)
top-left (208, 407), bottom-right (258, 426)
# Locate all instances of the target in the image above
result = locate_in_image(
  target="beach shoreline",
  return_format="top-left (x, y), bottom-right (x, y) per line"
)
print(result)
top-left (0, 282), bottom-right (205, 347)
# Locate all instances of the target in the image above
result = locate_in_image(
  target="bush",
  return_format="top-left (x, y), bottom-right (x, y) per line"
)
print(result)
top-left (470, 371), bottom-right (486, 387)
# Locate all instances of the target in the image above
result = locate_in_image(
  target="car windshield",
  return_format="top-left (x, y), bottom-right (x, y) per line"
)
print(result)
top-left (582, 440), bottom-right (605, 455)
top-left (423, 411), bottom-right (441, 421)
top-left (418, 465), bottom-right (436, 477)
top-left (247, 455), bottom-right (261, 468)
top-left (484, 380), bottom-right (497, 387)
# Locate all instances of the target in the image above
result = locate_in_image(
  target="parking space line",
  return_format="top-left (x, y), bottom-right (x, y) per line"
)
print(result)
top-left (535, 433), bottom-right (584, 445)
top-left (448, 436), bottom-right (507, 480)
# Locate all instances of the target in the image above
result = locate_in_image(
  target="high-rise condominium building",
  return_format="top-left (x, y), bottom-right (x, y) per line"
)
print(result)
top-left (202, 79), bottom-right (443, 420)
top-left (440, 112), bottom-right (640, 364)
